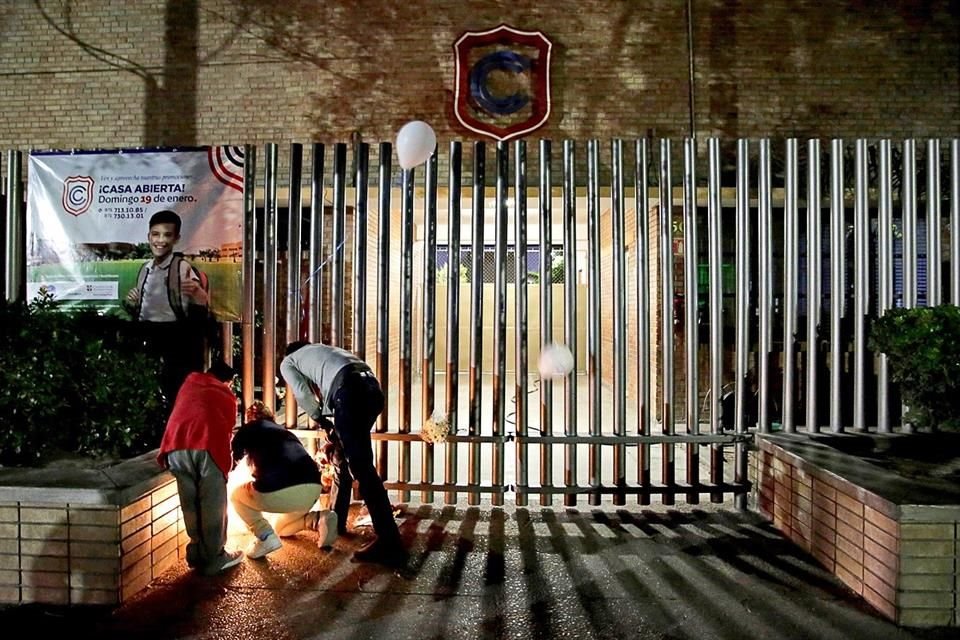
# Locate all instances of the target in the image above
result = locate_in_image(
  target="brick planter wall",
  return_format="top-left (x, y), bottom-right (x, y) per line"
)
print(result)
top-left (752, 435), bottom-right (960, 627)
top-left (0, 452), bottom-right (185, 606)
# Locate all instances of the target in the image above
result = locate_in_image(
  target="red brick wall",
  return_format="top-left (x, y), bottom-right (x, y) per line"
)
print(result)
top-left (0, 1), bottom-right (956, 151)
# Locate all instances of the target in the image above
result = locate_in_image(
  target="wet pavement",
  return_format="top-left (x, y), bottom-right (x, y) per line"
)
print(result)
top-left (1, 501), bottom-right (956, 640)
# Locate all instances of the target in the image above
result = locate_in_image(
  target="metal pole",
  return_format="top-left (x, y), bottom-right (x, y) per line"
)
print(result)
top-left (659, 138), bottom-right (675, 504)
top-left (805, 140), bottom-right (822, 434)
top-left (586, 139), bottom-right (601, 506)
top-left (514, 139), bottom-right (529, 507)
top-left (562, 139), bottom-right (578, 507)
top-left (758, 139), bottom-right (772, 434)
top-left (4, 151), bottom-right (23, 303)
top-left (353, 142), bottom-right (370, 358)
top-left (492, 140), bottom-right (508, 507)
top-left (445, 141), bottom-right (462, 505)
top-left (951, 139), bottom-right (960, 306)
top-left (308, 144), bottom-right (325, 343)
top-left (331, 143), bottom-right (347, 348)
top-left (399, 164), bottom-right (414, 502)
top-left (927, 139), bottom-right (942, 306)
top-left (538, 139), bottom-right (554, 505)
top-left (783, 139), bottom-right (798, 433)
top-left (635, 139), bottom-right (652, 505)
top-left (853, 139), bottom-right (869, 431)
top-left (375, 142), bottom-right (392, 476)
top-left (242, 145), bottom-right (257, 411)
top-left (877, 140), bottom-right (893, 434)
top-left (285, 144), bottom-right (303, 428)
top-left (707, 138), bottom-right (724, 501)
top-left (682, 137), bottom-right (699, 503)
top-left (421, 147), bottom-right (438, 503)
top-left (468, 142), bottom-right (486, 506)
top-left (829, 138), bottom-right (844, 433)
top-left (611, 139), bottom-right (627, 506)
top-left (734, 139), bottom-right (750, 510)
top-left (902, 139), bottom-right (917, 433)
top-left (262, 143), bottom-right (278, 413)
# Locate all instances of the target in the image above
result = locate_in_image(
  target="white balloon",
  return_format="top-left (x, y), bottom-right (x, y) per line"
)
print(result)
top-left (538, 342), bottom-right (575, 380)
top-left (396, 120), bottom-right (437, 169)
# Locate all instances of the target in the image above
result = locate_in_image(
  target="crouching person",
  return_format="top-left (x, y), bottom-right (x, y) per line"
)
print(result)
top-left (230, 401), bottom-right (337, 559)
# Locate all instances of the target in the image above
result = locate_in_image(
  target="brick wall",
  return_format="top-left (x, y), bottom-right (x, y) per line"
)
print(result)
top-left (0, 1), bottom-right (956, 151)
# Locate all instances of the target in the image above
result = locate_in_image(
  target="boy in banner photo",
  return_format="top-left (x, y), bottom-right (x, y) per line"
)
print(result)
top-left (123, 210), bottom-right (212, 412)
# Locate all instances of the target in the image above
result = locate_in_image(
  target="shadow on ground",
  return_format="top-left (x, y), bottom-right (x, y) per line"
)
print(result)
top-left (1, 504), bottom-right (956, 640)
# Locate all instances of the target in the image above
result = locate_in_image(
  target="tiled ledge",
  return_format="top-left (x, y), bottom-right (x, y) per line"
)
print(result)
top-left (752, 434), bottom-right (960, 628)
top-left (0, 451), bottom-right (184, 606)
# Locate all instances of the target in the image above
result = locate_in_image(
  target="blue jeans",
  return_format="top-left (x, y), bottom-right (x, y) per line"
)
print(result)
top-left (329, 371), bottom-right (400, 544)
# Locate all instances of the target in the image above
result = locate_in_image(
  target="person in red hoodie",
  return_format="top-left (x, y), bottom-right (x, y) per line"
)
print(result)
top-left (158, 359), bottom-right (242, 576)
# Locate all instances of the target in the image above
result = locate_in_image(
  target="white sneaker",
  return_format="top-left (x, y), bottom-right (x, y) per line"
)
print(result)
top-left (245, 532), bottom-right (282, 559)
top-left (313, 511), bottom-right (338, 548)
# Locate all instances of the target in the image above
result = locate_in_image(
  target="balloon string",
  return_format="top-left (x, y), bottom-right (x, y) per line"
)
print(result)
top-left (294, 238), bottom-right (346, 294)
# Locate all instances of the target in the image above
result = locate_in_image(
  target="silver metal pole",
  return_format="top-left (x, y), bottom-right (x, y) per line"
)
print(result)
top-left (399, 163), bottom-right (414, 502)
top-left (285, 143), bottom-right (303, 428)
top-left (783, 139), bottom-right (798, 433)
top-left (375, 142), bottom-right (392, 476)
top-left (758, 139), bottom-right (772, 434)
top-left (308, 144), bottom-right (325, 344)
top-left (829, 139), bottom-right (844, 433)
top-left (611, 138), bottom-right (627, 506)
top-left (353, 142), bottom-right (370, 358)
top-left (263, 143), bottom-right (279, 413)
top-left (331, 143), bottom-right (347, 348)
top-left (492, 140), bottom-right (508, 507)
top-left (242, 145), bottom-right (257, 411)
top-left (805, 140), bottom-right (822, 434)
top-left (586, 139), bottom-right (602, 506)
top-left (4, 151), bottom-right (23, 303)
top-left (853, 139), bottom-right (869, 431)
top-left (445, 141), bottom-right (462, 505)
top-left (877, 140), bottom-right (893, 434)
top-left (927, 139), bottom-right (942, 306)
top-left (538, 139), bottom-right (554, 505)
top-left (514, 139), bottom-right (530, 507)
top-left (421, 147), bottom-right (438, 504)
top-left (635, 139), bottom-right (652, 505)
top-left (734, 139), bottom-right (750, 510)
top-left (562, 139), bottom-right (578, 507)
top-left (468, 142), bottom-right (486, 506)
top-left (659, 138), bottom-right (676, 504)
top-left (902, 139), bottom-right (917, 433)
top-left (682, 137), bottom-right (699, 502)
top-left (707, 138), bottom-right (724, 502)
top-left (951, 139), bottom-right (960, 306)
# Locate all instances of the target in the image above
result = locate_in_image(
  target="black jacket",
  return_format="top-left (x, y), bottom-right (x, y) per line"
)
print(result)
top-left (231, 418), bottom-right (322, 493)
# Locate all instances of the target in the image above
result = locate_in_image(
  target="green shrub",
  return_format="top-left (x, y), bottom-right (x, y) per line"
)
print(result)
top-left (0, 294), bottom-right (166, 466)
top-left (869, 304), bottom-right (960, 432)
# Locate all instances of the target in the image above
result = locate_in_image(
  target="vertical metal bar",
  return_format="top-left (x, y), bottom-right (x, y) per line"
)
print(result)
top-left (951, 139), bottom-right (960, 306)
top-left (398, 163), bottom-right (414, 503)
top-left (586, 139), bottom-right (602, 506)
top-left (902, 139), bottom-right (917, 433)
top-left (707, 138), bottom-right (724, 502)
top-left (635, 139), bottom-right (652, 505)
top-left (829, 139), bottom-right (845, 433)
top-left (262, 143), bottom-right (279, 413)
top-left (853, 139), bottom-right (869, 431)
top-left (659, 138), bottom-right (676, 505)
top-left (611, 139), bottom-right (627, 506)
top-left (331, 143), bottom-right (347, 348)
top-left (308, 144), bottom-right (325, 344)
top-left (375, 143), bottom-right (392, 476)
top-left (877, 140), bottom-right (893, 434)
top-left (285, 143), bottom-right (304, 428)
top-left (783, 139), bottom-right (798, 433)
top-left (353, 143), bottom-right (370, 359)
top-left (682, 137), bottom-right (699, 501)
top-left (468, 142), bottom-right (486, 506)
top-left (514, 139), bottom-right (529, 507)
top-left (927, 139), bottom-right (942, 306)
top-left (805, 140), bottom-right (822, 434)
top-left (562, 140), bottom-right (578, 507)
top-left (758, 139), bottom-right (772, 434)
top-left (734, 139), bottom-right (750, 510)
top-left (4, 151), bottom-right (23, 303)
top-left (492, 140), bottom-right (508, 507)
top-left (242, 145), bottom-right (257, 410)
top-left (421, 147), bottom-right (438, 504)
top-left (445, 141), bottom-right (462, 505)
top-left (538, 139), bottom-right (554, 505)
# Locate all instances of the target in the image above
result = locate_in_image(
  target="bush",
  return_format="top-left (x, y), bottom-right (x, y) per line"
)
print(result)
top-left (0, 294), bottom-right (166, 466)
top-left (869, 304), bottom-right (960, 432)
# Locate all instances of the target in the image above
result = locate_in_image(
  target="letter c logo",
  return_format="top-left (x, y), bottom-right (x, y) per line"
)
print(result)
top-left (468, 50), bottom-right (531, 116)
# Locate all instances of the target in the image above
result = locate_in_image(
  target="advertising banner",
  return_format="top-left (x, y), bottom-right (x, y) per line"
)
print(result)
top-left (27, 146), bottom-right (244, 321)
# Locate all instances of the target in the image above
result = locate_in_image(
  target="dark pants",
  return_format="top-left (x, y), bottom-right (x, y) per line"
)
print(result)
top-left (329, 371), bottom-right (400, 544)
top-left (138, 320), bottom-right (206, 412)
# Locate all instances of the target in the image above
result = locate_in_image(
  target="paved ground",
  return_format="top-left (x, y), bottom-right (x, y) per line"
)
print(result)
top-left (1, 502), bottom-right (956, 640)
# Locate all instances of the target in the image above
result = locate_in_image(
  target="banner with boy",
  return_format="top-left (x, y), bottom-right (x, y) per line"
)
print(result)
top-left (26, 146), bottom-right (244, 321)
